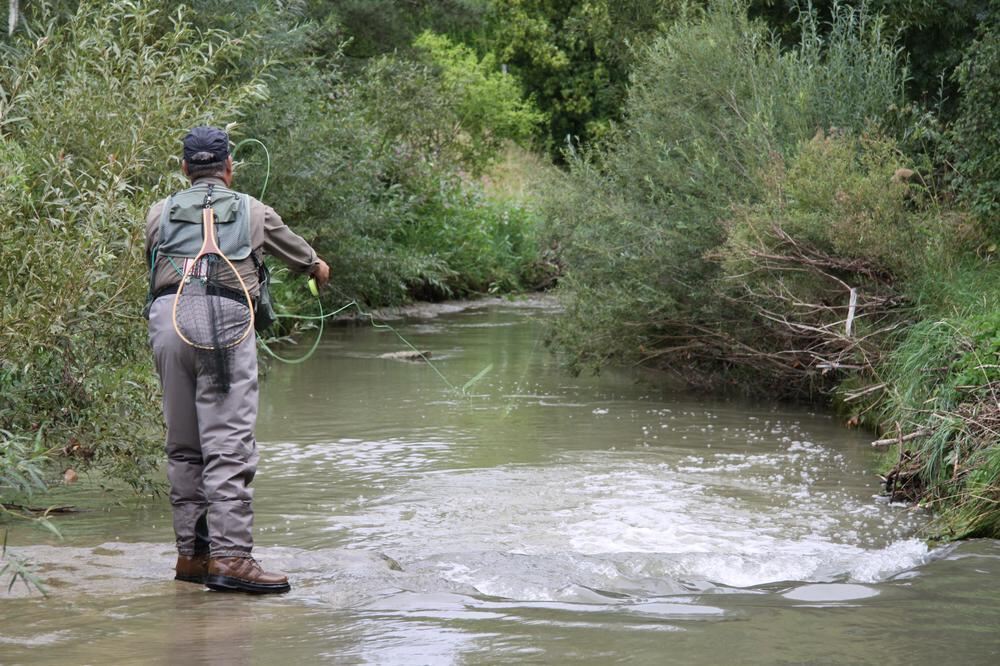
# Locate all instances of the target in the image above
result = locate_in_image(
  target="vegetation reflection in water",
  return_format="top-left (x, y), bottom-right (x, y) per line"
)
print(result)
top-left (4, 302), bottom-right (999, 664)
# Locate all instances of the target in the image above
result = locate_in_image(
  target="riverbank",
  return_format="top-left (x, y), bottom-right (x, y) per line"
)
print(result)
top-left (863, 309), bottom-right (1000, 538)
top-left (532, 4), bottom-right (999, 538)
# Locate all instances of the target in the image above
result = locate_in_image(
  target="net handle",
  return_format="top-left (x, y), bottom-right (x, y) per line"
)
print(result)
top-left (200, 207), bottom-right (222, 255)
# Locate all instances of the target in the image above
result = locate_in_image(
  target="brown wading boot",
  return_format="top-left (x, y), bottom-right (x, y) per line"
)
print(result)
top-left (175, 553), bottom-right (210, 584)
top-left (205, 556), bottom-right (291, 594)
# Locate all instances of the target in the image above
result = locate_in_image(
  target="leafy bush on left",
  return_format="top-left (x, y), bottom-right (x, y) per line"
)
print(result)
top-left (0, 1), bottom-right (265, 492)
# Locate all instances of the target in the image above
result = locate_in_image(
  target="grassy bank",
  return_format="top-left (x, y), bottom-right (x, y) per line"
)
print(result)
top-left (538, 1), bottom-right (999, 537)
top-left (871, 292), bottom-right (999, 537)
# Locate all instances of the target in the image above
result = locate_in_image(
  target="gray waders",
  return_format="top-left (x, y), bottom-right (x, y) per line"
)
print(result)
top-left (148, 294), bottom-right (259, 558)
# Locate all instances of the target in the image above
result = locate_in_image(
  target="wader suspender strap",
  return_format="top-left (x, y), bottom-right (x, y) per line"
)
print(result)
top-left (244, 193), bottom-right (269, 304)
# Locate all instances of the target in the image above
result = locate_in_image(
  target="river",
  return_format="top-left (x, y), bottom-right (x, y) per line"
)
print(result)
top-left (1, 298), bottom-right (998, 664)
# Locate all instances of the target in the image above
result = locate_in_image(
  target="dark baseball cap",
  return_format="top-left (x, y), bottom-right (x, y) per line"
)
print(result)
top-left (182, 126), bottom-right (230, 164)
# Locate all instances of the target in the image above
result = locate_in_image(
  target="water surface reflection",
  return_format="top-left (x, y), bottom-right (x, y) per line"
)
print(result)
top-left (3, 299), bottom-right (998, 664)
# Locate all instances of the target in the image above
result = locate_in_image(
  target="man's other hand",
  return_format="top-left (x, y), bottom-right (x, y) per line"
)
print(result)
top-left (311, 259), bottom-right (331, 288)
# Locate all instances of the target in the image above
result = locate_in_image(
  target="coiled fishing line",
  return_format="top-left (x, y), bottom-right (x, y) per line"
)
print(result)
top-left (234, 137), bottom-right (487, 394)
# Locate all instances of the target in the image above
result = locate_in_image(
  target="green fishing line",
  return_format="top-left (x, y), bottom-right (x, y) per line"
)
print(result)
top-left (232, 138), bottom-right (271, 200)
top-left (256, 289), bottom-right (468, 393)
top-left (234, 137), bottom-right (486, 394)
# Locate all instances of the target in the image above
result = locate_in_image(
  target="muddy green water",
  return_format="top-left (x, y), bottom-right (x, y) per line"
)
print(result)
top-left (2, 299), bottom-right (999, 665)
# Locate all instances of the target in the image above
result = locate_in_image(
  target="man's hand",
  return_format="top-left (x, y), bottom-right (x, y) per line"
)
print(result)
top-left (311, 259), bottom-right (331, 288)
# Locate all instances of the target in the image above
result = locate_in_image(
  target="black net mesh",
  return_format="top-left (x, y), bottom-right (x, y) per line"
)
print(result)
top-left (174, 254), bottom-right (252, 397)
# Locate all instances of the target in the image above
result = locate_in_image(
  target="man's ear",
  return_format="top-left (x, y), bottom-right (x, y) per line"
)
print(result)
top-left (181, 159), bottom-right (190, 178)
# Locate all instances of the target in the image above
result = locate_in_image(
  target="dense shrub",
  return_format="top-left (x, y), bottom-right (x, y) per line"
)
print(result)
top-left (243, 49), bottom-right (545, 307)
top-left (721, 133), bottom-right (934, 282)
top-left (951, 14), bottom-right (1000, 239)
top-left (487, 0), bottom-right (684, 152)
top-left (0, 0), bottom-right (264, 492)
top-left (542, 0), bottom-right (907, 375)
top-left (714, 132), bottom-right (950, 394)
top-left (238, 63), bottom-right (418, 305)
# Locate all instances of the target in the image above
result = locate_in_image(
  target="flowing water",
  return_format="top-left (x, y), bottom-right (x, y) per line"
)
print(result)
top-left (2, 299), bottom-right (999, 665)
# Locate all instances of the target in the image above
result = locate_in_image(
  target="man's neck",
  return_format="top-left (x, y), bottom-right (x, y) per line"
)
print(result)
top-left (190, 176), bottom-right (229, 189)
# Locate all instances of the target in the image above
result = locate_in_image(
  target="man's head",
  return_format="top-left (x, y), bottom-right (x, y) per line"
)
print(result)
top-left (181, 126), bottom-right (233, 185)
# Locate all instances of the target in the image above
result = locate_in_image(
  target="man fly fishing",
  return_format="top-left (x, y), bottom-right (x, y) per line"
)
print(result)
top-left (144, 126), bottom-right (330, 594)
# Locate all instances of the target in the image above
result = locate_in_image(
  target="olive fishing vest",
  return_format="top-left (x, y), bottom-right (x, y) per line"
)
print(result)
top-left (145, 183), bottom-right (276, 330)
top-left (157, 183), bottom-right (253, 262)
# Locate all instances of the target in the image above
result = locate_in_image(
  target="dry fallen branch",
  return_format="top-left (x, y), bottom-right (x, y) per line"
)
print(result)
top-left (871, 429), bottom-right (931, 448)
top-left (842, 382), bottom-right (888, 402)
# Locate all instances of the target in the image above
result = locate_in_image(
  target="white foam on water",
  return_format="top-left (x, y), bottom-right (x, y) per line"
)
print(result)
top-left (332, 442), bottom-right (930, 593)
top-left (267, 437), bottom-right (453, 477)
top-left (0, 631), bottom-right (73, 647)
